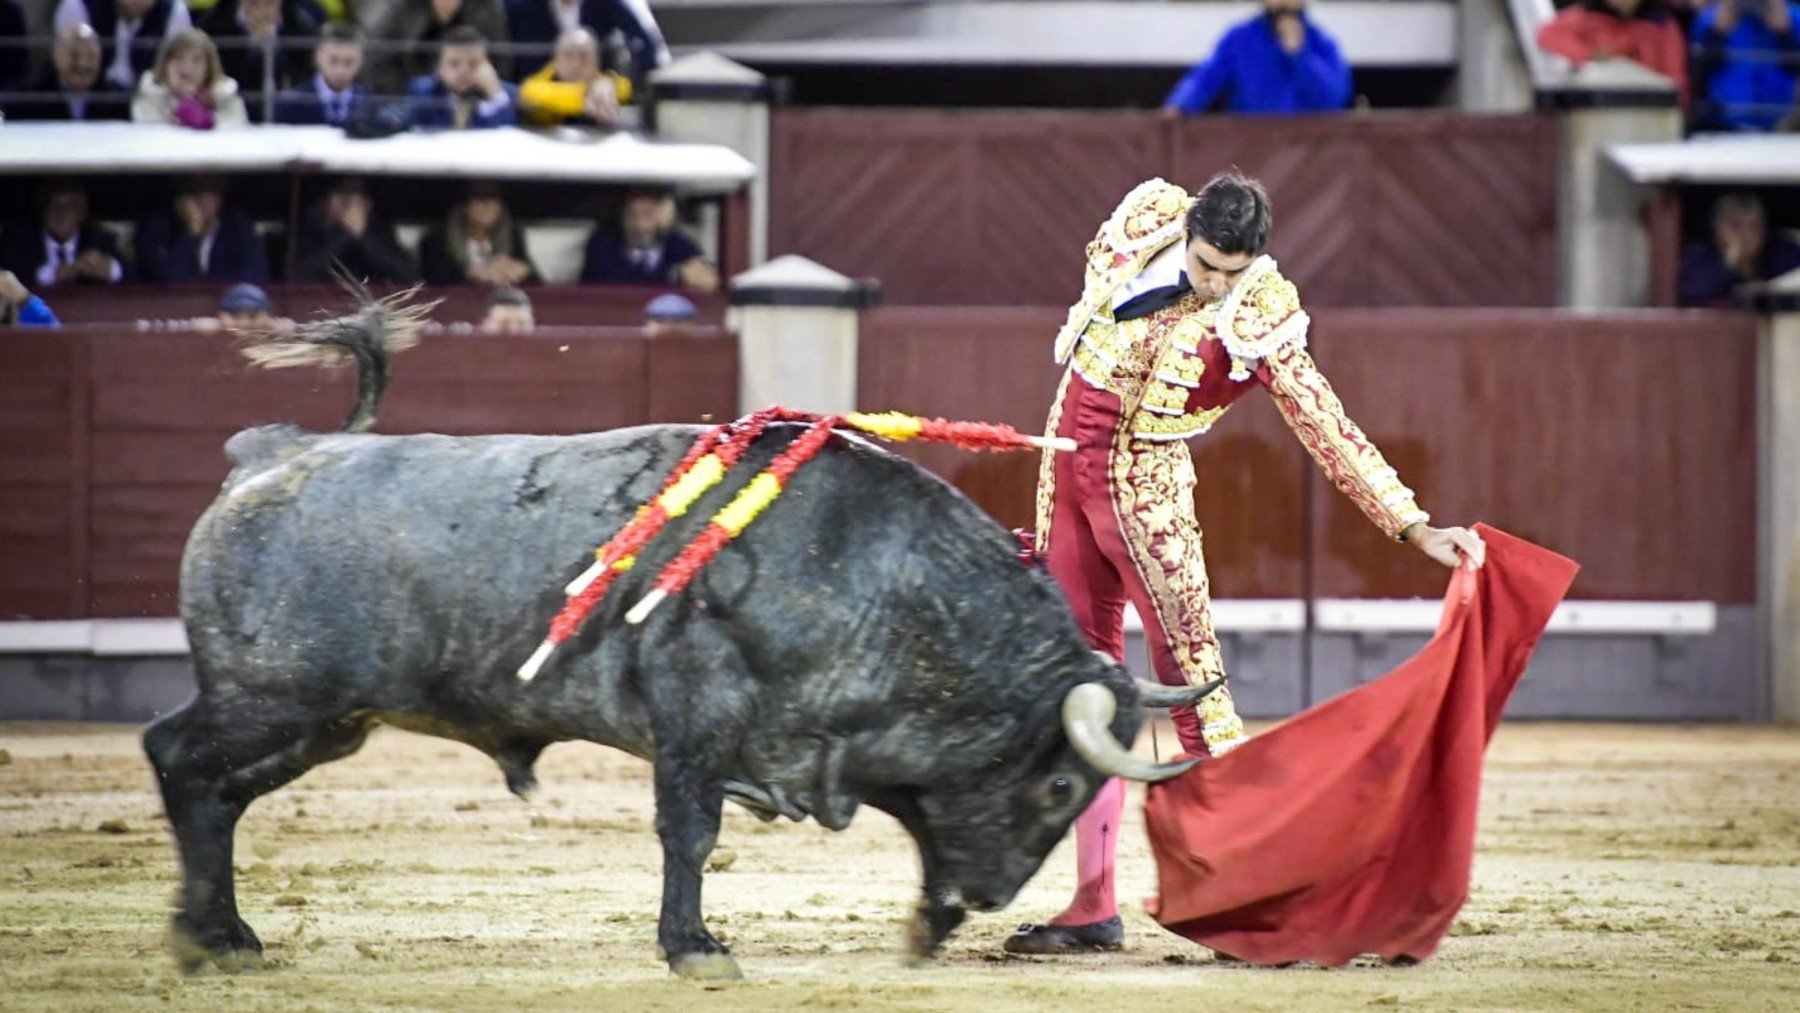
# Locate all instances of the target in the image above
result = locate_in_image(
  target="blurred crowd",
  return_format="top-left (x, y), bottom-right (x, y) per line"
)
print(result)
top-left (1, 0), bottom-right (1795, 318)
top-left (1535, 0), bottom-right (1799, 132)
top-left (0, 177), bottom-right (720, 327)
top-left (0, 0), bottom-right (660, 127)
top-left (1151, 0), bottom-right (1799, 132)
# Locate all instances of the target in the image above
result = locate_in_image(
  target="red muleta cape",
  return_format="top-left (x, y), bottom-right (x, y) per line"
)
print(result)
top-left (1143, 524), bottom-right (1578, 966)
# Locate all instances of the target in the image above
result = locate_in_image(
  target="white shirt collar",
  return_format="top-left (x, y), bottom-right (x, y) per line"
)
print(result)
top-left (1111, 241), bottom-right (1186, 311)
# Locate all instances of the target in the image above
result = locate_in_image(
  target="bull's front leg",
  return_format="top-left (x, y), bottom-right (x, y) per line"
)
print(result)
top-left (652, 763), bottom-right (740, 981)
top-left (905, 886), bottom-right (968, 963)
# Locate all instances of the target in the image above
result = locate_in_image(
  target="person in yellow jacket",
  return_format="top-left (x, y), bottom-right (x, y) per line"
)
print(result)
top-left (519, 26), bottom-right (631, 128)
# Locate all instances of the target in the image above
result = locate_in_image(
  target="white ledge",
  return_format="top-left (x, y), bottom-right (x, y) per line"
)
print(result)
top-left (1313, 599), bottom-right (1718, 636)
top-left (0, 619), bottom-right (191, 656)
top-left (1125, 600), bottom-right (1308, 635)
top-left (0, 600), bottom-right (1722, 656)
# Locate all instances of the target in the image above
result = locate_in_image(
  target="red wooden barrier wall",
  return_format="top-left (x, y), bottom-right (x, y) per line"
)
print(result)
top-left (0, 326), bottom-right (739, 619)
top-left (771, 110), bottom-right (1561, 309)
top-left (0, 307), bottom-right (1757, 618)
top-left (860, 305), bottom-right (1759, 603)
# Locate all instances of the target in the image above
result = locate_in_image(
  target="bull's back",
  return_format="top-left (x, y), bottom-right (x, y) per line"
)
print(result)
top-left (178, 420), bottom-right (1057, 738)
top-left (180, 425), bottom-right (698, 692)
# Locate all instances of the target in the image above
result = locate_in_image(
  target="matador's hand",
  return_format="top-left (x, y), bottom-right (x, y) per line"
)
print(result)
top-left (1403, 523), bottom-right (1486, 570)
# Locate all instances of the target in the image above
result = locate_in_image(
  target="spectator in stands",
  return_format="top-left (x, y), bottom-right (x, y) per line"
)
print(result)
top-left (368, 0), bottom-right (510, 94)
top-left (294, 176), bottom-right (420, 284)
top-left (0, 181), bottom-right (128, 287)
top-left (419, 180), bottom-right (539, 286)
top-left (519, 27), bottom-right (628, 127)
top-left (507, 0), bottom-right (667, 95)
top-left (1694, 0), bottom-right (1800, 131)
top-left (408, 26), bottom-right (517, 128)
top-left (0, 0), bottom-right (27, 91)
top-left (133, 175), bottom-right (270, 284)
top-left (643, 291), bottom-right (702, 337)
top-left (0, 271), bottom-right (60, 328)
top-left (480, 285), bottom-right (535, 332)
top-left (54, 0), bottom-right (193, 91)
top-left (581, 189), bottom-right (719, 291)
top-left (1162, 0), bottom-right (1351, 115)
top-left (4, 24), bottom-right (133, 121)
top-left (1680, 192), bottom-right (1800, 304)
top-left (273, 23), bottom-right (368, 126)
top-left (216, 282), bottom-right (296, 332)
top-left (132, 28), bottom-right (250, 128)
top-left (180, 282), bottom-right (296, 333)
top-left (1536, 0), bottom-right (1689, 105)
top-left (199, 0), bottom-right (322, 116)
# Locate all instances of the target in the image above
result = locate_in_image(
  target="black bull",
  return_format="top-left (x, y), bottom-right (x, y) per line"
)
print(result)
top-left (144, 307), bottom-right (1209, 979)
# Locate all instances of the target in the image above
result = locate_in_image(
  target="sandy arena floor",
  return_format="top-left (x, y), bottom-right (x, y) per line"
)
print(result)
top-left (2, 720), bottom-right (1798, 1011)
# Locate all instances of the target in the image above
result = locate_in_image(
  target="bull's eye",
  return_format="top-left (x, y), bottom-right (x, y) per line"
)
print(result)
top-left (1045, 776), bottom-right (1075, 807)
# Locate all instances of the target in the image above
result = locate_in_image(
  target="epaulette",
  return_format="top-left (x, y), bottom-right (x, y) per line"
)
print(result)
top-left (1214, 256), bottom-right (1308, 381)
top-left (1054, 178), bottom-right (1191, 364)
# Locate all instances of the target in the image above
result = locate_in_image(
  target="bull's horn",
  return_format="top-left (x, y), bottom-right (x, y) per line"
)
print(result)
top-left (1061, 683), bottom-right (1198, 783)
top-left (1135, 677), bottom-right (1225, 709)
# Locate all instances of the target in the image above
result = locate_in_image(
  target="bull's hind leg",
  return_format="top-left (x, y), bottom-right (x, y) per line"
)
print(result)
top-left (652, 760), bottom-right (740, 981)
top-left (143, 698), bottom-right (371, 972)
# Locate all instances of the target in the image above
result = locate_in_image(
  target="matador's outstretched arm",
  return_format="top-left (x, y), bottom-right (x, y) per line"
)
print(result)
top-left (1257, 343), bottom-right (1485, 569)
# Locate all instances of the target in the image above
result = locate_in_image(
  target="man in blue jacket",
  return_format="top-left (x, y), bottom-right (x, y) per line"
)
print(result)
top-left (408, 26), bottom-right (518, 129)
top-left (1693, 0), bottom-right (1800, 131)
top-left (1163, 0), bottom-right (1352, 115)
top-left (274, 24), bottom-right (369, 127)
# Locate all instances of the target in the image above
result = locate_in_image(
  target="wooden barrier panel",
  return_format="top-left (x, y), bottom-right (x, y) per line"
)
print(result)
top-left (0, 334), bottom-right (85, 619)
top-left (1306, 309), bottom-right (1759, 602)
top-left (859, 305), bottom-right (1758, 603)
top-left (0, 326), bottom-right (739, 619)
top-left (0, 307), bottom-right (1756, 617)
top-left (771, 110), bottom-right (1562, 309)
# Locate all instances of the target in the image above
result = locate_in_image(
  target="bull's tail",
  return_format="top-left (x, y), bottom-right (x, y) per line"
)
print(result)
top-left (239, 275), bottom-right (438, 433)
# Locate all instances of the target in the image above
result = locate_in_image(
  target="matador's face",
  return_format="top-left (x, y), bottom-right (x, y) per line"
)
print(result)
top-left (1184, 235), bottom-right (1256, 302)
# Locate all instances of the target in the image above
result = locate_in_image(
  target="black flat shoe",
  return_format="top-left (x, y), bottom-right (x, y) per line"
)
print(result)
top-left (1002, 916), bottom-right (1125, 954)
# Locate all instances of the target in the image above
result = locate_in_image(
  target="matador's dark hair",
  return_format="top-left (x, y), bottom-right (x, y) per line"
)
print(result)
top-left (1185, 171), bottom-right (1273, 257)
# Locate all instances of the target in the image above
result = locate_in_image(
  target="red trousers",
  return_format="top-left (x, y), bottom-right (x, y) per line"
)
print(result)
top-left (1037, 373), bottom-right (1245, 758)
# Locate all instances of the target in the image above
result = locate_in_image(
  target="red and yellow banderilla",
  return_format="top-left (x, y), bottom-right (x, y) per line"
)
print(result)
top-left (516, 407), bottom-right (1074, 682)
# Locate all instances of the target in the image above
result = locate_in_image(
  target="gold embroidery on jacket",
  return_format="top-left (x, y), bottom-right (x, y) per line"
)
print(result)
top-left (1261, 342), bottom-right (1429, 539)
top-left (1054, 179), bottom-right (1192, 364)
top-left (1106, 427), bottom-right (1246, 753)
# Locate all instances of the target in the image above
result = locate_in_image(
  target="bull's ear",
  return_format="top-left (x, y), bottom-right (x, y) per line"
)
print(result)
top-left (1136, 677), bottom-right (1224, 709)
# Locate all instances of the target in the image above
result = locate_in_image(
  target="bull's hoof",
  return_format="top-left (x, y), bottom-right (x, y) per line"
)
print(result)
top-left (1001, 916), bottom-right (1124, 955)
top-left (906, 902), bottom-right (966, 959)
top-left (169, 914), bottom-right (264, 974)
top-left (669, 952), bottom-right (743, 982)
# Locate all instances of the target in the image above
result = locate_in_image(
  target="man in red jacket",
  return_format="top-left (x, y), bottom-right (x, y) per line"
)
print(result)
top-left (1537, 0), bottom-right (1689, 106)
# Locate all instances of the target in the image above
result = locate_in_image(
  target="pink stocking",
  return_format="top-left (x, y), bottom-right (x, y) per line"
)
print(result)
top-left (1050, 777), bottom-right (1125, 926)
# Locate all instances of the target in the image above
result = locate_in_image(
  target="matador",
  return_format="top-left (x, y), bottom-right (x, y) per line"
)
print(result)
top-left (1006, 172), bottom-right (1486, 955)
